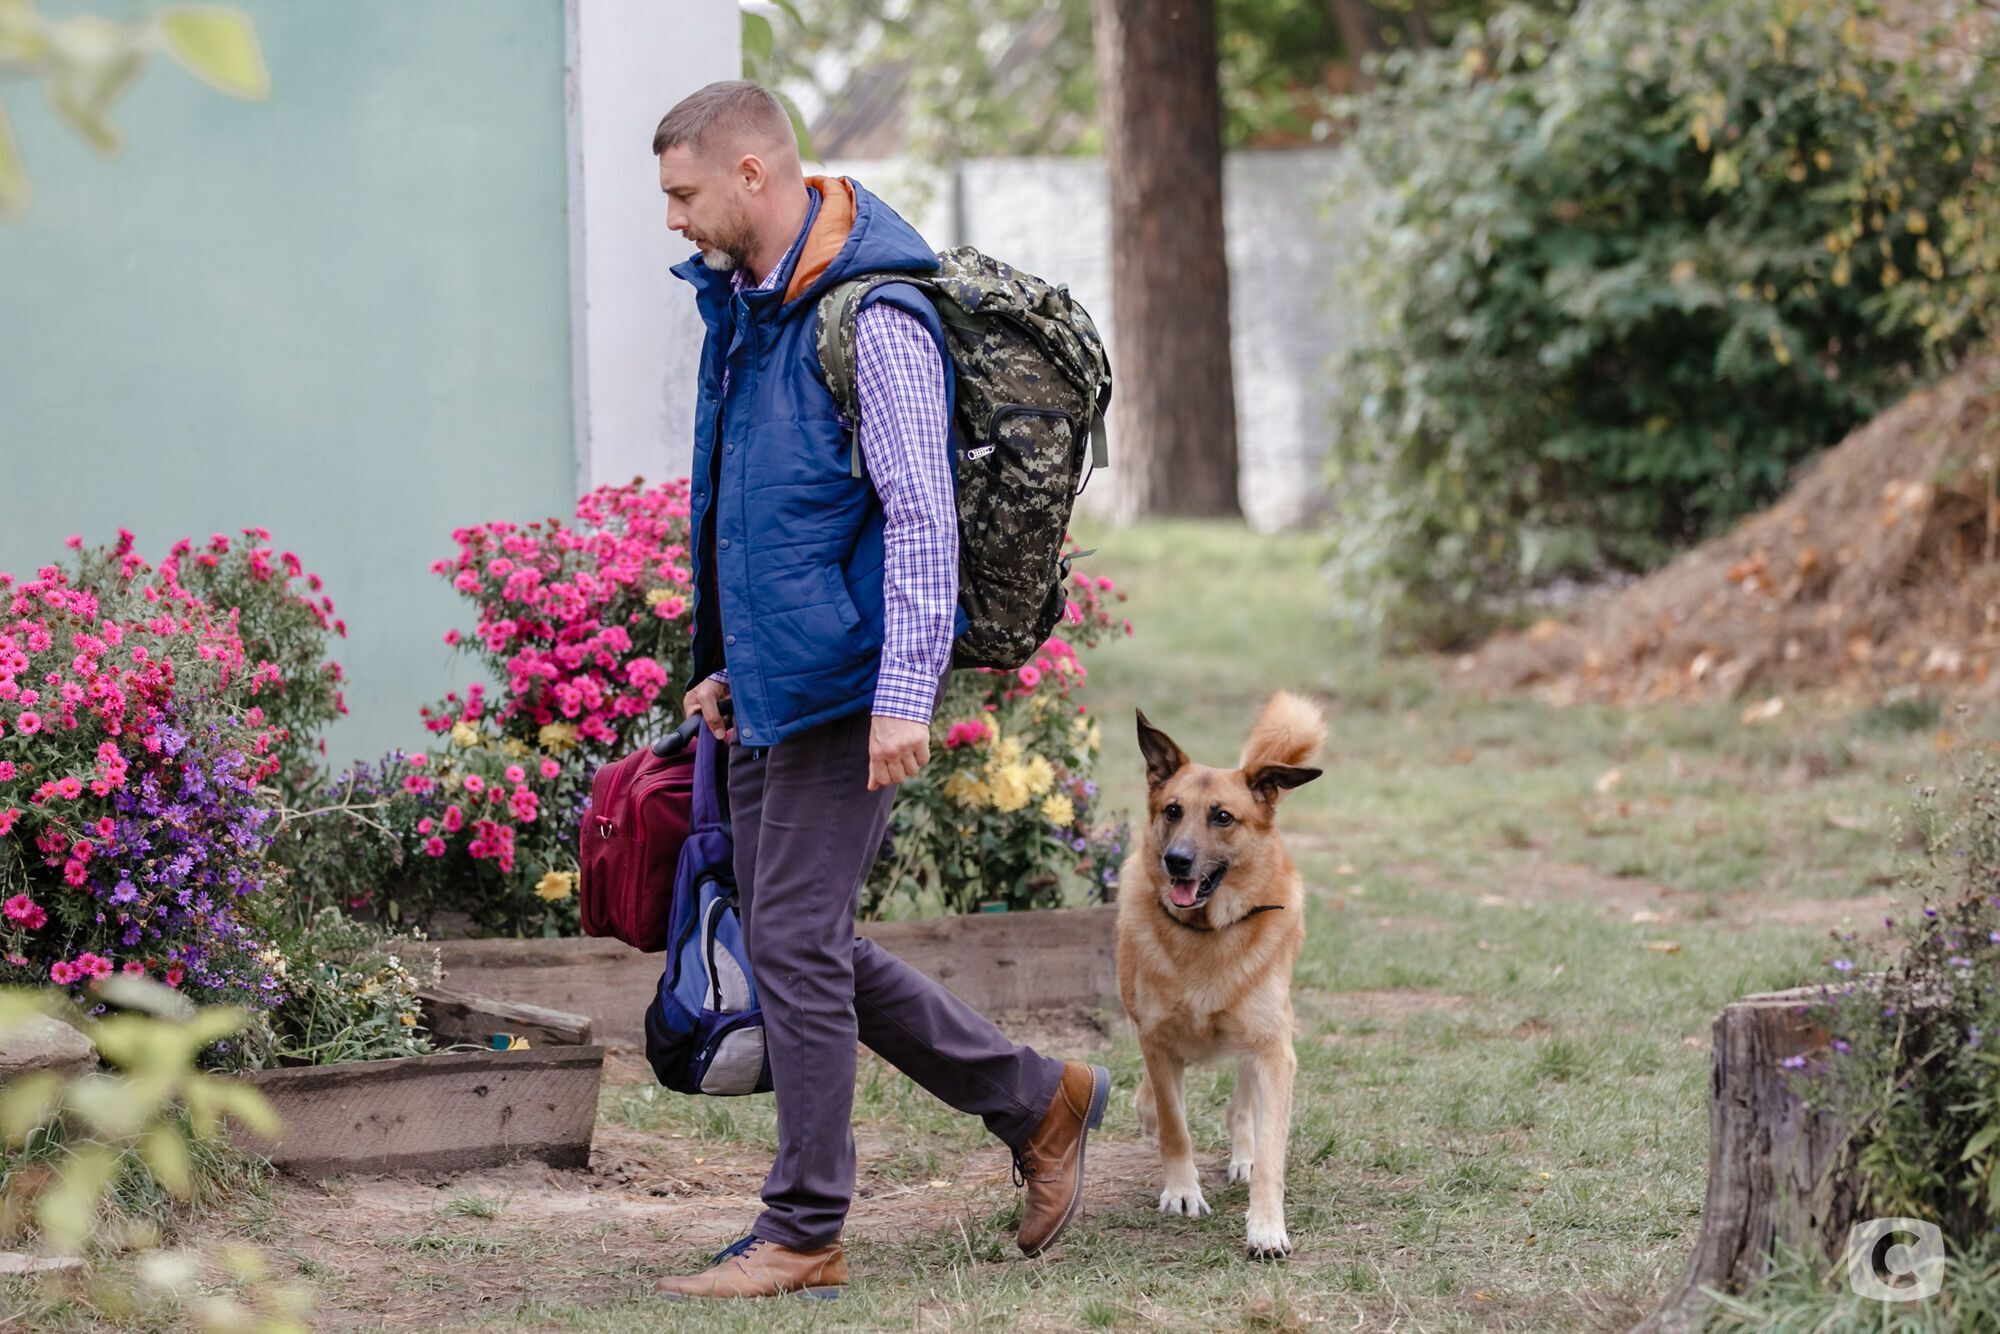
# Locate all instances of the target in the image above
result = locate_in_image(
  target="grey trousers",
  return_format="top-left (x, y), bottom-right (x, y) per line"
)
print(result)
top-left (727, 696), bottom-right (1065, 1250)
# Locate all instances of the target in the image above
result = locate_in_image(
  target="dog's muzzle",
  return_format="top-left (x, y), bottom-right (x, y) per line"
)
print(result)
top-left (1165, 861), bottom-right (1228, 909)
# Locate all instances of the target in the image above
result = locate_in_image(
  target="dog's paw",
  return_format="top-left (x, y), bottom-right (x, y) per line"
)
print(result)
top-left (1244, 1215), bottom-right (1292, 1260)
top-left (1227, 1158), bottom-right (1254, 1185)
top-left (1157, 1184), bottom-right (1210, 1218)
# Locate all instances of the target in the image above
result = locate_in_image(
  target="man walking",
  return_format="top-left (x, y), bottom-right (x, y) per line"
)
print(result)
top-left (651, 81), bottom-right (1111, 1302)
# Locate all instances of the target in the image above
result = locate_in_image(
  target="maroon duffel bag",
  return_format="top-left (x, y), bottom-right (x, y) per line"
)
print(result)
top-left (578, 715), bottom-right (703, 951)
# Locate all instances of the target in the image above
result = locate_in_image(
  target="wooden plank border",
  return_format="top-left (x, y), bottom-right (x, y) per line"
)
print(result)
top-left (434, 904), bottom-right (1120, 1049)
top-left (239, 1045), bottom-right (605, 1179)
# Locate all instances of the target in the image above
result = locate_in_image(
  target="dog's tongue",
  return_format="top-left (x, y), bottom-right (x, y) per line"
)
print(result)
top-left (1168, 879), bottom-right (1200, 908)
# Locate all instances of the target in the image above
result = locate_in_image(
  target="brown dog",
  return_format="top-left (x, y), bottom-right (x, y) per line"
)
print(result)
top-left (1115, 692), bottom-right (1325, 1259)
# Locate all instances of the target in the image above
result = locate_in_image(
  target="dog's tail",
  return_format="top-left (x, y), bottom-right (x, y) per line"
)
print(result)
top-left (1240, 691), bottom-right (1326, 771)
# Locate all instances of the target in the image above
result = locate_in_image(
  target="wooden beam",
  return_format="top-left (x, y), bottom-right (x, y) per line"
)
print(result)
top-left (417, 986), bottom-right (594, 1048)
top-left (238, 1046), bottom-right (604, 1179)
top-left (435, 905), bottom-right (1120, 1049)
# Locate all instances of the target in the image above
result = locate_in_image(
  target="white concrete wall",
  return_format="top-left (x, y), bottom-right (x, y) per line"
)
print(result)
top-left (829, 149), bottom-right (1361, 531)
top-left (566, 0), bottom-right (739, 492)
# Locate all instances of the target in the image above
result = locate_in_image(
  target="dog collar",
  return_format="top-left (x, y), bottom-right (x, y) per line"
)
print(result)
top-left (1157, 901), bottom-right (1285, 933)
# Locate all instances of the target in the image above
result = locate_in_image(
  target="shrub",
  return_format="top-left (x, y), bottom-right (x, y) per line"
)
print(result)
top-left (1801, 762), bottom-right (2000, 1240)
top-left (242, 907), bottom-right (439, 1067)
top-left (864, 554), bottom-right (1133, 915)
top-left (421, 478), bottom-right (695, 758)
top-left (1328, 0), bottom-right (2000, 646)
top-left (0, 548), bottom-right (292, 1019)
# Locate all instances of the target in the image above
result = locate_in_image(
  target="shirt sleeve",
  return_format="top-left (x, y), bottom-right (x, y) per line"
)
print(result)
top-left (851, 300), bottom-right (957, 724)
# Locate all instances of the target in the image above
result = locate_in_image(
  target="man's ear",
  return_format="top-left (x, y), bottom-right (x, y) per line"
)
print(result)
top-left (1245, 764), bottom-right (1322, 805)
top-left (1136, 710), bottom-right (1190, 791)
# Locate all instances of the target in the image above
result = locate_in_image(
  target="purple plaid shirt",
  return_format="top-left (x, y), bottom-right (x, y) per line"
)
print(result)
top-left (708, 208), bottom-right (957, 725)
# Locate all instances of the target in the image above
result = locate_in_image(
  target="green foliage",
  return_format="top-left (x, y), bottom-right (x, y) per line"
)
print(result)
top-left (767, 0), bottom-right (1528, 159)
top-left (0, 2), bottom-right (267, 219)
top-left (1326, 0), bottom-right (2000, 647)
top-left (242, 908), bottom-right (439, 1067)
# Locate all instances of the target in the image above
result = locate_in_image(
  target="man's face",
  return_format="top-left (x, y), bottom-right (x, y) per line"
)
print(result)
top-left (659, 143), bottom-right (754, 273)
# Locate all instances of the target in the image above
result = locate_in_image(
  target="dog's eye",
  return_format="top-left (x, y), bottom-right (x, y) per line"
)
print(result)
top-left (1163, 802), bottom-right (1183, 823)
top-left (1211, 809), bottom-right (1235, 827)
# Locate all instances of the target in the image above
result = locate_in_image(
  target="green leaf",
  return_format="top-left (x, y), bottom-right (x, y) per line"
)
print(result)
top-left (93, 973), bottom-right (197, 1023)
top-left (1965, 1121), bottom-right (2000, 1162)
top-left (0, 1072), bottom-right (62, 1146)
top-left (188, 1075), bottom-right (281, 1141)
top-left (137, 1122), bottom-right (192, 1197)
top-left (156, 5), bottom-right (269, 100)
top-left (35, 1142), bottom-right (122, 1254)
top-left (774, 88), bottom-right (819, 163)
top-left (741, 11), bottom-right (774, 70)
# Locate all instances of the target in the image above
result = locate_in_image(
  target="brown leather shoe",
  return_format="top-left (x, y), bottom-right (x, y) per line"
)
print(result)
top-left (1013, 1061), bottom-right (1111, 1256)
top-left (654, 1234), bottom-right (847, 1301)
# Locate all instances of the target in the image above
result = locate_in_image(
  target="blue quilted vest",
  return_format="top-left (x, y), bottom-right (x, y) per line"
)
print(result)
top-left (676, 178), bottom-right (954, 749)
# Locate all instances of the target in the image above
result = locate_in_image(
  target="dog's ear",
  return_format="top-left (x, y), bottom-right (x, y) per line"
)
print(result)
top-left (1245, 764), bottom-right (1321, 805)
top-left (1135, 710), bottom-right (1190, 790)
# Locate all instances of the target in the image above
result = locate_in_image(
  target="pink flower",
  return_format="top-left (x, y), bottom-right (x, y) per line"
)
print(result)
top-left (0, 761), bottom-right (13, 781)
top-left (463, 774), bottom-right (485, 795)
top-left (402, 774), bottom-right (434, 794)
top-left (164, 963), bottom-right (183, 987)
top-left (443, 805), bottom-right (465, 833)
top-left (14, 711), bottom-right (40, 735)
top-left (122, 961), bottom-right (145, 976)
top-left (1016, 665), bottom-right (1042, 689)
top-left (407, 753), bottom-right (428, 768)
top-left (423, 836), bottom-right (447, 858)
top-left (4, 895), bottom-right (46, 929)
top-left (417, 817), bottom-right (435, 835)
top-left (56, 777), bottom-right (82, 800)
top-left (75, 952), bottom-right (112, 979)
top-left (48, 961), bottom-right (76, 986)
top-left (0, 810), bottom-right (18, 836)
top-left (504, 765), bottom-right (526, 785)
top-left (539, 759), bottom-right (561, 780)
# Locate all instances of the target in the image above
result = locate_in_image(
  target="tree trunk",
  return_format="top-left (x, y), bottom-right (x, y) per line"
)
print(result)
top-left (1634, 988), bottom-right (1871, 1333)
top-left (1094, 0), bottom-right (1241, 520)
top-left (1325, 0), bottom-right (1393, 85)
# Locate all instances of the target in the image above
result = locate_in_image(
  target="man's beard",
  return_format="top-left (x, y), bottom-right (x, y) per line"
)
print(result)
top-left (697, 216), bottom-right (754, 273)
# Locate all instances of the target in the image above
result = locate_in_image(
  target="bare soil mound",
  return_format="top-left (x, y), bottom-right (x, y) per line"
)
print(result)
top-left (1460, 358), bottom-right (2000, 705)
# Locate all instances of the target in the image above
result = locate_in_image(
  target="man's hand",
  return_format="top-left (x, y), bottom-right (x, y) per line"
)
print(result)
top-left (683, 676), bottom-right (736, 744)
top-left (868, 716), bottom-right (931, 792)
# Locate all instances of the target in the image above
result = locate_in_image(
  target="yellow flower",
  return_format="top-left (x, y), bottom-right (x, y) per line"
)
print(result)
top-left (450, 721), bottom-right (481, 749)
top-left (398, 1013), bottom-right (417, 1027)
top-left (993, 735), bottom-right (1024, 766)
top-left (989, 763), bottom-right (1031, 813)
top-left (1087, 721), bottom-right (1101, 753)
top-left (944, 772), bottom-right (990, 809)
top-left (1023, 755), bottom-right (1055, 797)
top-left (1030, 693), bottom-right (1051, 720)
top-left (645, 588), bottom-right (675, 607)
top-left (535, 870), bottom-right (576, 902)
top-left (1041, 794), bottom-right (1076, 827)
top-left (500, 737), bottom-right (530, 759)
top-left (538, 722), bottom-right (578, 752)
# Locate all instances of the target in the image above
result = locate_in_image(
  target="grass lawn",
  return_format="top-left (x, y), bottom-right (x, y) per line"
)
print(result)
top-left (24, 520), bottom-right (1982, 1331)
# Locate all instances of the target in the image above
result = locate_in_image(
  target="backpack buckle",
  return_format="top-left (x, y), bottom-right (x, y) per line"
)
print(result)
top-left (596, 817), bottom-right (616, 838)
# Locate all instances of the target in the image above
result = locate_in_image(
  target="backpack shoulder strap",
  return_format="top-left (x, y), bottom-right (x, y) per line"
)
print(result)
top-left (815, 273), bottom-right (946, 480)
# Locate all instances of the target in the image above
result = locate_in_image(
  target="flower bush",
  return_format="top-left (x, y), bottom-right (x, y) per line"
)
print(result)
top-left (421, 478), bottom-right (695, 759)
top-left (244, 907), bottom-right (439, 1066)
top-left (281, 724), bottom-right (588, 938)
top-left (1801, 763), bottom-right (2000, 1240)
top-left (864, 553), bottom-right (1134, 915)
top-left (0, 541), bottom-right (293, 1024)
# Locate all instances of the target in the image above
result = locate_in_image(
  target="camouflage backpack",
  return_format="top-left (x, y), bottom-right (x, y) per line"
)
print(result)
top-left (815, 246), bottom-right (1113, 672)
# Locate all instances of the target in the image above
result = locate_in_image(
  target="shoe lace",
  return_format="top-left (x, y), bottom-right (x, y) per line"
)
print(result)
top-left (711, 1233), bottom-right (767, 1266)
top-left (1011, 1150), bottom-right (1041, 1188)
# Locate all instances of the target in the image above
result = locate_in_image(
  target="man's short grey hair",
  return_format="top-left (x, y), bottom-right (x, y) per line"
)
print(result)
top-left (651, 80), bottom-right (793, 158)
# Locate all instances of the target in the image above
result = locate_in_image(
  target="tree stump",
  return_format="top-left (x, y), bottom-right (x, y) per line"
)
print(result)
top-left (1634, 987), bottom-right (1869, 1332)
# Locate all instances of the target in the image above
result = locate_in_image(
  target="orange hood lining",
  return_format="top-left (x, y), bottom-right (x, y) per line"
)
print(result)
top-left (783, 176), bottom-right (857, 305)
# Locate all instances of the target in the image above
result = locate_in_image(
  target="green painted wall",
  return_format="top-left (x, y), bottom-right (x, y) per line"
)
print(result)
top-left (0, 2), bottom-right (574, 773)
